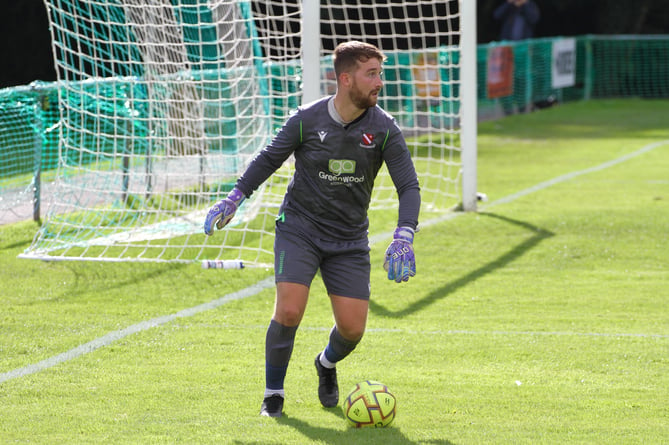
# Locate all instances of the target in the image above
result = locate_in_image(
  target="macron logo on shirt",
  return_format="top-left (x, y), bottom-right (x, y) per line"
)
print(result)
top-left (318, 131), bottom-right (328, 142)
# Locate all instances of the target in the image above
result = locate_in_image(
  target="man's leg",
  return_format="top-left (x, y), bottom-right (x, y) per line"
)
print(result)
top-left (315, 295), bottom-right (369, 407)
top-left (260, 282), bottom-right (309, 417)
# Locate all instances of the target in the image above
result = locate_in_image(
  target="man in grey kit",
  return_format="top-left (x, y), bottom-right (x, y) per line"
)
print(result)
top-left (204, 41), bottom-right (420, 417)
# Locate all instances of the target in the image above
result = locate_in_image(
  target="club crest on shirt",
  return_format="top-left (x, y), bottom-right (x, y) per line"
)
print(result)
top-left (360, 132), bottom-right (376, 149)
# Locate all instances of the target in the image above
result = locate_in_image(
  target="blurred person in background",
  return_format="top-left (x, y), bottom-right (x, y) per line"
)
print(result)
top-left (494, 0), bottom-right (540, 41)
top-left (493, 0), bottom-right (541, 115)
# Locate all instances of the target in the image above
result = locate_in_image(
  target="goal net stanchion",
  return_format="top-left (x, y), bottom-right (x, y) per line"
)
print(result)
top-left (460, 0), bottom-right (478, 212)
top-left (21, 0), bottom-right (474, 266)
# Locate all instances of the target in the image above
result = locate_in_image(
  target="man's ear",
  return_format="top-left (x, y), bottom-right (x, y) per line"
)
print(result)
top-left (338, 71), bottom-right (352, 88)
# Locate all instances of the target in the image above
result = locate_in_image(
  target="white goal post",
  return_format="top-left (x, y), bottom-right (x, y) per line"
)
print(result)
top-left (21, 0), bottom-right (477, 266)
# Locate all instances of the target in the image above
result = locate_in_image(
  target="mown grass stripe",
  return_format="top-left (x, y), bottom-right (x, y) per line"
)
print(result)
top-left (2, 139), bottom-right (666, 385)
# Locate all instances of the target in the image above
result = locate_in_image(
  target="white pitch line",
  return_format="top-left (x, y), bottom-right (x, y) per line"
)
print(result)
top-left (408, 138), bottom-right (669, 235)
top-left (0, 277), bottom-right (275, 384)
top-left (2, 139), bottom-right (667, 385)
top-left (481, 139), bottom-right (669, 208)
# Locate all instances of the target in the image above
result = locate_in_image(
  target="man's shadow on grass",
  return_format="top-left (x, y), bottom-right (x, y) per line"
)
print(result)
top-left (264, 408), bottom-right (455, 445)
top-left (371, 212), bottom-right (555, 318)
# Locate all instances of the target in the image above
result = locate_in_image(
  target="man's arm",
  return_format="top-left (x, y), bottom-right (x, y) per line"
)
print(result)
top-left (204, 112), bottom-right (301, 235)
top-left (382, 126), bottom-right (420, 282)
top-left (520, 1), bottom-right (540, 26)
top-left (493, 2), bottom-right (514, 21)
top-left (236, 113), bottom-right (302, 198)
top-left (383, 129), bottom-right (420, 230)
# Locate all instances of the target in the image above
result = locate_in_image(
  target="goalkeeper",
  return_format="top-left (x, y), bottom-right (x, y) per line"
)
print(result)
top-left (204, 41), bottom-right (420, 418)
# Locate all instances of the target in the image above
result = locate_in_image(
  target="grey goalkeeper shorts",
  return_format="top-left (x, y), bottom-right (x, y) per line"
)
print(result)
top-left (274, 210), bottom-right (371, 300)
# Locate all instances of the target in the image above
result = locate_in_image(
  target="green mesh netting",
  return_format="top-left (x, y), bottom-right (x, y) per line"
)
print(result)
top-left (2, 29), bottom-right (668, 261)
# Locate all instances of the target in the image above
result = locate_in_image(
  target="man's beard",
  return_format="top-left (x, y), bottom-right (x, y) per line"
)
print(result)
top-left (350, 83), bottom-right (379, 109)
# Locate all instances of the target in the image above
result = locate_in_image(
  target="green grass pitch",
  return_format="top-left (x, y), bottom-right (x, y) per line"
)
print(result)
top-left (1, 99), bottom-right (668, 444)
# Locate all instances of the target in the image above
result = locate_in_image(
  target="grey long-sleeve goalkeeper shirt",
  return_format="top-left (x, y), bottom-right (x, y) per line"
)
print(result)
top-left (235, 96), bottom-right (421, 240)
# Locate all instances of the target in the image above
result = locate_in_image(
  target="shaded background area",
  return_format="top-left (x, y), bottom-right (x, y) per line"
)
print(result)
top-left (479, 0), bottom-right (669, 42)
top-left (0, 0), bottom-right (55, 88)
top-left (2, 0), bottom-right (669, 89)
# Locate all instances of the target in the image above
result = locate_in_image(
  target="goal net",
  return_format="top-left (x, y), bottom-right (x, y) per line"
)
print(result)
top-left (0, 91), bottom-right (43, 225)
top-left (22, 0), bottom-right (472, 266)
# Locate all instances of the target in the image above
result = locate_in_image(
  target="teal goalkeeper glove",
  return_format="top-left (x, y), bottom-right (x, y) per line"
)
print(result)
top-left (383, 227), bottom-right (416, 282)
top-left (203, 188), bottom-right (246, 236)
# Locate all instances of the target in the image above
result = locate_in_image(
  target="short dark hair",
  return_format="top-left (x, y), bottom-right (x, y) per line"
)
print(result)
top-left (333, 41), bottom-right (386, 77)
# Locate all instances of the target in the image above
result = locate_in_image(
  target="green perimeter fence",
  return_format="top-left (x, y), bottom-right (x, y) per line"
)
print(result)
top-left (1, 35), bottom-right (668, 223)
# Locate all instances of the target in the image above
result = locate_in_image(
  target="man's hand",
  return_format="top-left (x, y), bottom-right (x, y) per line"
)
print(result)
top-left (203, 188), bottom-right (246, 236)
top-left (383, 227), bottom-right (416, 282)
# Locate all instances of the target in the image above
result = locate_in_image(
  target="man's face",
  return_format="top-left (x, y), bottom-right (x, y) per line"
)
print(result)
top-left (348, 57), bottom-right (383, 109)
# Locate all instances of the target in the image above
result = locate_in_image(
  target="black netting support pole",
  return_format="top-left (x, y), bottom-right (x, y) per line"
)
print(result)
top-left (33, 99), bottom-right (43, 223)
top-left (122, 119), bottom-right (130, 204)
